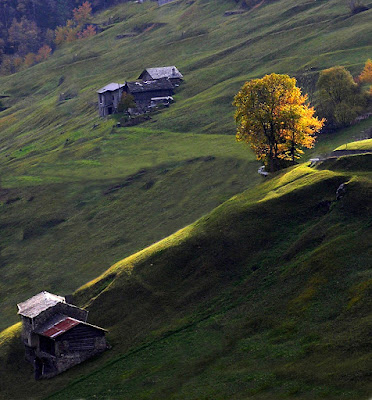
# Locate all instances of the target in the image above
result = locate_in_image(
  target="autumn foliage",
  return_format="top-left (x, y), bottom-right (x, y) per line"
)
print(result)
top-left (234, 73), bottom-right (324, 171)
top-left (358, 59), bottom-right (372, 84)
top-left (73, 2), bottom-right (93, 26)
top-left (0, 1), bottom-right (96, 75)
top-left (54, 1), bottom-right (95, 46)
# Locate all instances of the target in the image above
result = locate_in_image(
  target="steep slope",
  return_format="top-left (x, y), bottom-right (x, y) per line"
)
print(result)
top-left (1, 0), bottom-right (372, 172)
top-left (1, 0), bottom-right (372, 330)
top-left (0, 140), bottom-right (260, 331)
top-left (1, 153), bottom-right (371, 399)
top-left (0, 0), bottom-right (372, 396)
top-left (2, 0), bottom-right (372, 330)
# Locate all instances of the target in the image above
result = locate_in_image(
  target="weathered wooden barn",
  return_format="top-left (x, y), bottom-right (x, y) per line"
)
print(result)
top-left (97, 82), bottom-right (125, 117)
top-left (123, 78), bottom-right (175, 113)
top-left (138, 66), bottom-right (183, 86)
top-left (17, 291), bottom-right (107, 379)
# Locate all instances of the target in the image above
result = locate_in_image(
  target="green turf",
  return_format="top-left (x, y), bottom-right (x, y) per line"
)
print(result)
top-left (2, 155), bottom-right (370, 400)
top-left (335, 138), bottom-right (372, 151)
top-left (1, 0), bottom-right (371, 331)
top-left (0, 0), bottom-right (372, 398)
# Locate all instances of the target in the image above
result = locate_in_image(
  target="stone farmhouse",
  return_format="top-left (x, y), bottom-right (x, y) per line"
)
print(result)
top-left (17, 291), bottom-right (107, 379)
top-left (97, 65), bottom-right (183, 117)
top-left (97, 82), bottom-right (125, 117)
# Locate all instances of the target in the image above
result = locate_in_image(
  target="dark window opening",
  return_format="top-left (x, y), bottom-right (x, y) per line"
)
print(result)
top-left (39, 336), bottom-right (55, 356)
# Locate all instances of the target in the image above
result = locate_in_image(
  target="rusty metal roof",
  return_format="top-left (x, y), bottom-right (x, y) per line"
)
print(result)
top-left (37, 314), bottom-right (107, 339)
top-left (17, 291), bottom-right (66, 318)
top-left (42, 316), bottom-right (80, 338)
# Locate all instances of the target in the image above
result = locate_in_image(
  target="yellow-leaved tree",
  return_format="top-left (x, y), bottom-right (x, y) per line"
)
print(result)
top-left (233, 73), bottom-right (324, 172)
top-left (359, 59), bottom-right (372, 84)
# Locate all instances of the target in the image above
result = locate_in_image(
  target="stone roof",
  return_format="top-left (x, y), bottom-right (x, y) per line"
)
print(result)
top-left (97, 83), bottom-right (125, 94)
top-left (17, 291), bottom-right (66, 318)
top-left (138, 66), bottom-right (183, 80)
top-left (36, 314), bottom-right (107, 339)
top-left (125, 78), bottom-right (174, 93)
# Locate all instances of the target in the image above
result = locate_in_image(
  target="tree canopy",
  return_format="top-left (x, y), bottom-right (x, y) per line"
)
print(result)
top-left (359, 59), bottom-right (372, 84)
top-left (0, 0), bottom-right (116, 74)
top-left (118, 92), bottom-right (136, 113)
top-left (315, 66), bottom-right (367, 129)
top-left (234, 73), bottom-right (324, 172)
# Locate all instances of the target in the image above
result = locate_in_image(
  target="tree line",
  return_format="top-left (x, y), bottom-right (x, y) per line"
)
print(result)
top-left (0, 0), bottom-right (126, 74)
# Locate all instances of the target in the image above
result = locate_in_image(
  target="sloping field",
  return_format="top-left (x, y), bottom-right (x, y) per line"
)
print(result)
top-left (1, 154), bottom-right (371, 399)
top-left (0, 0), bottom-right (372, 398)
top-left (1, 0), bottom-right (372, 172)
top-left (1, 0), bottom-right (371, 330)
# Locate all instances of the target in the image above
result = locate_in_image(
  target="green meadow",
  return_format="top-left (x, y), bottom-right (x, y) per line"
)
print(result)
top-left (1, 154), bottom-right (371, 399)
top-left (0, 0), bottom-right (371, 398)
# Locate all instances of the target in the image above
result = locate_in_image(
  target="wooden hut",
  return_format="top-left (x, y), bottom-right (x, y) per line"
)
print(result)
top-left (123, 78), bottom-right (174, 113)
top-left (17, 291), bottom-right (107, 379)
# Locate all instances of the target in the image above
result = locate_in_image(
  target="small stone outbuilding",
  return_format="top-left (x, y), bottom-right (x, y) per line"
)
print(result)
top-left (17, 291), bottom-right (107, 379)
top-left (97, 82), bottom-right (125, 117)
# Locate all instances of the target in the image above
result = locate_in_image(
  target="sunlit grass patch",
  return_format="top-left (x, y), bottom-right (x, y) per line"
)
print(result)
top-left (0, 323), bottom-right (21, 350)
top-left (335, 138), bottom-right (372, 151)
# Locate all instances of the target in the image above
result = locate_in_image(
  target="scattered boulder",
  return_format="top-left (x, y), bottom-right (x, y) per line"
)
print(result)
top-left (336, 183), bottom-right (347, 200)
top-left (142, 180), bottom-right (155, 190)
top-left (258, 166), bottom-right (269, 177)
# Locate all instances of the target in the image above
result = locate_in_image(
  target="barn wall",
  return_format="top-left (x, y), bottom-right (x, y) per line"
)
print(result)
top-left (53, 325), bottom-right (107, 376)
top-left (32, 325), bottom-right (107, 379)
top-left (132, 88), bottom-right (174, 104)
top-left (20, 316), bottom-right (33, 345)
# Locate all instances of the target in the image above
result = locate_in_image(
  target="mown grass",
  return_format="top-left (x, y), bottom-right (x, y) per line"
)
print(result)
top-left (1, 0), bottom-right (372, 170)
top-left (0, 153), bottom-right (260, 331)
top-left (2, 129), bottom-right (255, 187)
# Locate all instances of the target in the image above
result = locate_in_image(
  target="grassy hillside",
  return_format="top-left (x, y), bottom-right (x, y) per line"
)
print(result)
top-left (1, 0), bottom-right (372, 329)
top-left (1, 153), bottom-right (371, 399)
top-left (1, 0), bottom-right (371, 330)
top-left (0, 132), bottom-right (262, 331)
top-left (1, 0), bottom-right (372, 172)
top-left (336, 138), bottom-right (372, 151)
top-left (0, 0), bottom-right (372, 397)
